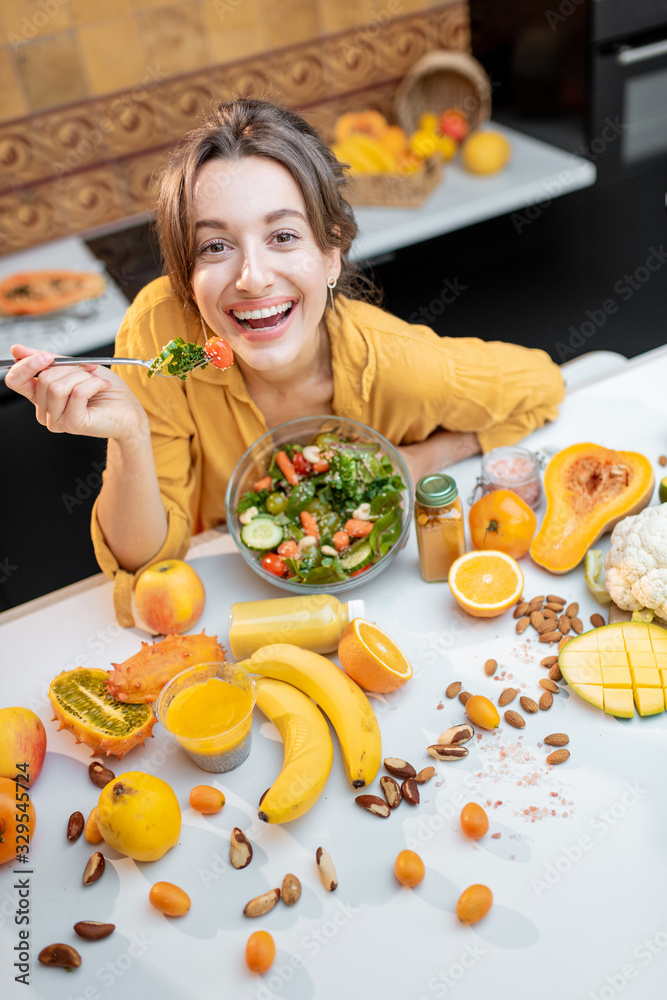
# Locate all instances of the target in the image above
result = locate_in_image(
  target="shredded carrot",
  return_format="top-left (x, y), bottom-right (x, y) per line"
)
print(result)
top-left (300, 510), bottom-right (319, 541)
top-left (253, 475), bottom-right (273, 492)
top-left (345, 518), bottom-right (373, 538)
top-left (276, 450), bottom-right (299, 486)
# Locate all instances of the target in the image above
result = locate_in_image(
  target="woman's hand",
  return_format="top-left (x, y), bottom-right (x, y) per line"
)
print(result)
top-left (5, 344), bottom-right (149, 442)
top-left (397, 430), bottom-right (481, 484)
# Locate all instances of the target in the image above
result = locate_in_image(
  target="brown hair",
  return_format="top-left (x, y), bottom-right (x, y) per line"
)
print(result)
top-left (156, 98), bottom-right (376, 309)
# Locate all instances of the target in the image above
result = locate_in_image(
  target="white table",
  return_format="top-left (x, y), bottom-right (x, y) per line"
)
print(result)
top-left (3, 346), bottom-right (667, 1000)
top-left (350, 124), bottom-right (596, 261)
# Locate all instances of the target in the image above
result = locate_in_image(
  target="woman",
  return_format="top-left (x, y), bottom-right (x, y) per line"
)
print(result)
top-left (6, 99), bottom-right (564, 622)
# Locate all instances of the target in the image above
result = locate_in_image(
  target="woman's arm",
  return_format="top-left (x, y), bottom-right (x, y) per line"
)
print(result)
top-left (397, 430), bottom-right (481, 484)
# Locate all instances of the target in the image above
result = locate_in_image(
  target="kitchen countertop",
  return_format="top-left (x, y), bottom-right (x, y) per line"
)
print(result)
top-left (1, 344), bottom-right (666, 1000)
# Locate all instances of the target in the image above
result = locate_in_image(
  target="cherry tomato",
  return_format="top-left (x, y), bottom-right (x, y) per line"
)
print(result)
top-left (349, 564), bottom-right (371, 578)
top-left (261, 553), bottom-right (287, 577)
top-left (204, 336), bottom-right (234, 369)
top-left (468, 489), bottom-right (537, 559)
top-left (292, 452), bottom-right (312, 476)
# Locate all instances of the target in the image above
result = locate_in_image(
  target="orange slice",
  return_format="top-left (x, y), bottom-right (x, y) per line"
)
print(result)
top-left (448, 550), bottom-right (523, 618)
top-left (338, 618), bottom-right (413, 693)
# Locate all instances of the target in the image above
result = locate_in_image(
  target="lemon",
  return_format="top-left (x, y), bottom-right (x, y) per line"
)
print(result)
top-left (97, 771), bottom-right (181, 862)
top-left (461, 130), bottom-right (511, 175)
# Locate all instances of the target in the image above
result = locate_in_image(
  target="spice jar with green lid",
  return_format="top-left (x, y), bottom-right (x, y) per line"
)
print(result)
top-left (415, 474), bottom-right (465, 583)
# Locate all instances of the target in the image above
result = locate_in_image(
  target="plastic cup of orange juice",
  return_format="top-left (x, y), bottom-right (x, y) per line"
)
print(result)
top-left (157, 662), bottom-right (256, 773)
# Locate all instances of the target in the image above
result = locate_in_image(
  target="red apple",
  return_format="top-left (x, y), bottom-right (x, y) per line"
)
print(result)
top-left (134, 559), bottom-right (206, 635)
top-left (438, 109), bottom-right (470, 144)
top-left (0, 707), bottom-right (47, 786)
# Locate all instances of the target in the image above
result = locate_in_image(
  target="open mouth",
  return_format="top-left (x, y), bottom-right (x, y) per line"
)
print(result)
top-left (230, 300), bottom-right (295, 332)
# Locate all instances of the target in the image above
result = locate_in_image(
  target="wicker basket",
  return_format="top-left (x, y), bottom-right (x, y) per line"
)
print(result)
top-left (394, 50), bottom-right (492, 135)
top-left (344, 155), bottom-right (443, 209)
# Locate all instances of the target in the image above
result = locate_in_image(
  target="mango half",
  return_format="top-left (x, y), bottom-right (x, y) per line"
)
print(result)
top-left (559, 621), bottom-right (667, 718)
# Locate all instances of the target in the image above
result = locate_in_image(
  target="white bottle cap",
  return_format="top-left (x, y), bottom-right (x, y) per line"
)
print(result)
top-left (346, 598), bottom-right (366, 621)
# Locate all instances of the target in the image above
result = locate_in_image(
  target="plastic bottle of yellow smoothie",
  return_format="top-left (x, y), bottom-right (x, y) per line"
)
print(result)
top-left (228, 594), bottom-right (365, 659)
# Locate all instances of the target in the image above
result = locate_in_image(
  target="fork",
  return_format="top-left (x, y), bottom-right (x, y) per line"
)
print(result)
top-left (0, 356), bottom-right (208, 378)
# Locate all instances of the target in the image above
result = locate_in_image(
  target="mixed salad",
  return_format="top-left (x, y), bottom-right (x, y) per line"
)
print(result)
top-left (147, 336), bottom-right (233, 380)
top-left (235, 431), bottom-right (407, 585)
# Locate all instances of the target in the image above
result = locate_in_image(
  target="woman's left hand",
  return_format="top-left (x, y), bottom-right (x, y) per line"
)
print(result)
top-left (397, 430), bottom-right (481, 484)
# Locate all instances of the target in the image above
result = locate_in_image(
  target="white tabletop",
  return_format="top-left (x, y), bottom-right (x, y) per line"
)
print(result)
top-left (350, 123), bottom-right (596, 261)
top-left (2, 346), bottom-right (667, 1000)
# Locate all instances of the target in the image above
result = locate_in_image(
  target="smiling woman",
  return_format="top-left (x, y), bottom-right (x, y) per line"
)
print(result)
top-left (3, 98), bottom-right (565, 626)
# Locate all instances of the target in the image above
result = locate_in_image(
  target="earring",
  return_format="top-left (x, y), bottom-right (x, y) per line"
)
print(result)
top-left (327, 275), bottom-right (338, 325)
top-left (327, 276), bottom-right (337, 290)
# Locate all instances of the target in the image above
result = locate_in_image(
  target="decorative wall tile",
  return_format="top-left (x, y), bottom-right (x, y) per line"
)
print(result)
top-left (0, 187), bottom-right (64, 253)
top-left (78, 15), bottom-right (150, 95)
top-left (0, 119), bottom-right (52, 189)
top-left (97, 90), bottom-right (166, 158)
top-left (138, 3), bottom-right (209, 77)
top-left (56, 165), bottom-right (124, 232)
top-left (157, 73), bottom-right (216, 141)
top-left (3, 0), bottom-right (70, 45)
top-left (69, 0), bottom-right (133, 27)
top-left (0, 48), bottom-right (28, 124)
top-left (263, 0), bottom-right (321, 49)
top-left (203, 0), bottom-right (268, 65)
top-left (14, 31), bottom-right (89, 112)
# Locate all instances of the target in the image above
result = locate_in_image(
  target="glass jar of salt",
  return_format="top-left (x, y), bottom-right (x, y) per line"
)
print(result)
top-left (480, 446), bottom-right (542, 509)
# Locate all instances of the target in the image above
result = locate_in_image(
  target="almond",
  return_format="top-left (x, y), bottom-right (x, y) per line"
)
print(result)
top-left (504, 710), bottom-right (525, 729)
top-left (539, 691), bottom-right (553, 710)
top-left (558, 615), bottom-right (571, 634)
top-left (383, 757), bottom-right (416, 780)
top-left (498, 687), bottom-right (517, 707)
top-left (539, 630), bottom-right (562, 643)
top-left (539, 678), bottom-right (559, 693)
top-left (88, 761), bottom-right (115, 789)
top-left (39, 944), bottom-right (82, 969)
top-left (355, 794), bottom-right (391, 817)
top-left (484, 658), bottom-right (498, 676)
top-left (74, 920), bottom-right (115, 941)
top-left (530, 611), bottom-right (544, 629)
top-left (528, 595), bottom-right (545, 605)
top-left (438, 723), bottom-right (474, 746)
top-left (544, 733), bottom-right (569, 746)
top-left (281, 873), bottom-right (302, 906)
top-left (244, 888), bottom-right (281, 917)
top-left (546, 748), bottom-right (570, 765)
top-left (82, 851), bottom-right (105, 886)
top-left (516, 617), bottom-right (530, 634)
top-left (445, 681), bottom-right (462, 699)
top-left (427, 744), bottom-right (469, 761)
top-left (230, 827), bottom-right (253, 869)
top-left (546, 594), bottom-right (566, 604)
top-left (536, 618), bottom-right (557, 634)
top-left (591, 613), bottom-right (606, 628)
top-left (540, 656), bottom-right (558, 668)
top-left (548, 663), bottom-right (563, 682)
top-left (415, 766), bottom-right (436, 784)
top-left (513, 602), bottom-right (529, 618)
top-left (401, 777), bottom-right (420, 806)
top-left (544, 601), bottom-right (565, 612)
top-left (458, 690), bottom-right (472, 705)
top-left (519, 696), bottom-right (539, 714)
top-left (316, 847), bottom-right (338, 891)
top-left (379, 775), bottom-right (402, 809)
top-left (542, 608), bottom-right (558, 620)
top-left (66, 811), bottom-right (84, 842)
top-left (565, 603), bottom-right (579, 618)
top-left (571, 617), bottom-right (583, 634)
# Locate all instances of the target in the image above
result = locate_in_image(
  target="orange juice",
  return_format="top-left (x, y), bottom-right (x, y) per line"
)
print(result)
top-left (228, 594), bottom-right (365, 658)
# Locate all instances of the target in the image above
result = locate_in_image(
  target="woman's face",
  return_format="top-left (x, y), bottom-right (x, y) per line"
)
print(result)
top-left (191, 156), bottom-right (340, 374)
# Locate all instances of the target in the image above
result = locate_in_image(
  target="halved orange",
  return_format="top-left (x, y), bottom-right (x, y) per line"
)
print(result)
top-left (338, 619), bottom-right (413, 693)
top-left (448, 550), bottom-right (523, 618)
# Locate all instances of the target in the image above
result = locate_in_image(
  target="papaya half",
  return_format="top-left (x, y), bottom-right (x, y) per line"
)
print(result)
top-left (0, 270), bottom-right (105, 316)
top-left (530, 442), bottom-right (654, 574)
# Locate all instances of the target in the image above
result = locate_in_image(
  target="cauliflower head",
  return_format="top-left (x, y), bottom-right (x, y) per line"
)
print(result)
top-left (604, 505), bottom-right (667, 618)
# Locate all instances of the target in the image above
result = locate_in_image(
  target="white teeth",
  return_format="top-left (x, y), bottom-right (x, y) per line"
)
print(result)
top-left (232, 301), bottom-right (292, 321)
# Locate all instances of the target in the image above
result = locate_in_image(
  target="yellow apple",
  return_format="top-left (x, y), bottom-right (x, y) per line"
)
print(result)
top-left (134, 559), bottom-right (205, 635)
top-left (0, 707), bottom-right (47, 785)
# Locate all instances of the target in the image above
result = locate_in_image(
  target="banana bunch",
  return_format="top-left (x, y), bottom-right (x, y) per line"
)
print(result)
top-left (332, 133), bottom-right (400, 175)
top-left (255, 676), bottom-right (333, 824)
top-left (242, 644), bottom-right (382, 801)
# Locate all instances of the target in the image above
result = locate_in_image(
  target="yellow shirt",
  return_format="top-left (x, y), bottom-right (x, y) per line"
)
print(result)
top-left (92, 277), bottom-right (564, 622)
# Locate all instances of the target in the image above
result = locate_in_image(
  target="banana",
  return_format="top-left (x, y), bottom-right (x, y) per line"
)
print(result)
top-left (332, 136), bottom-right (399, 175)
top-left (254, 677), bottom-right (333, 824)
top-left (241, 644), bottom-right (382, 788)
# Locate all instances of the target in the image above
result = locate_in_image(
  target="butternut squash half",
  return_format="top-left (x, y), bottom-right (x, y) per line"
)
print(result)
top-left (530, 443), bottom-right (654, 574)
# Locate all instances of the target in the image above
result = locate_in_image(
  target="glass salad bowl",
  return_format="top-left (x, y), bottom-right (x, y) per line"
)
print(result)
top-left (225, 415), bottom-right (414, 594)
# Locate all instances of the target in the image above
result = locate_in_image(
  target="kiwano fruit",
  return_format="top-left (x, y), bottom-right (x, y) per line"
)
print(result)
top-left (106, 630), bottom-right (226, 704)
top-left (48, 668), bottom-right (156, 759)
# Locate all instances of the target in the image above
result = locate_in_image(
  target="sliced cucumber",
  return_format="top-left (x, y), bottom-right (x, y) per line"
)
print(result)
top-left (339, 540), bottom-right (372, 571)
top-left (241, 516), bottom-right (284, 551)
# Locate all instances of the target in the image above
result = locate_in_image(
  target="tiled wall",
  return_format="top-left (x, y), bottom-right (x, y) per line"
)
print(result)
top-left (0, 0), bottom-right (470, 253)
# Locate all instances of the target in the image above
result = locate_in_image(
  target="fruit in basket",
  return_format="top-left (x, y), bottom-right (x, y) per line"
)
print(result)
top-left (461, 130), bottom-right (511, 175)
top-left (0, 775), bottom-right (36, 865)
top-left (559, 621), bottom-right (667, 718)
top-left (240, 643), bottom-right (382, 788)
top-left (333, 110), bottom-right (390, 143)
top-left (439, 108), bottom-right (470, 143)
top-left (106, 630), bottom-right (225, 704)
top-left (468, 489), bottom-right (536, 560)
top-left (529, 443), bottom-right (654, 574)
top-left (0, 707), bottom-right (47, 785)
top-left (96, 771), bottom-right (181, 861)
top-left (448, 550), bottom-right (524, 618)
top-left (332, 133), bottom-right (401, 174)
top-left (255, 677), bottom-right (333, 823)
top-left (134, 559), bottom-right (206, 635)
top-left (48, 667), bottom-right (156, 759)
top-left (338, 618), bottom-right (413, 692)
